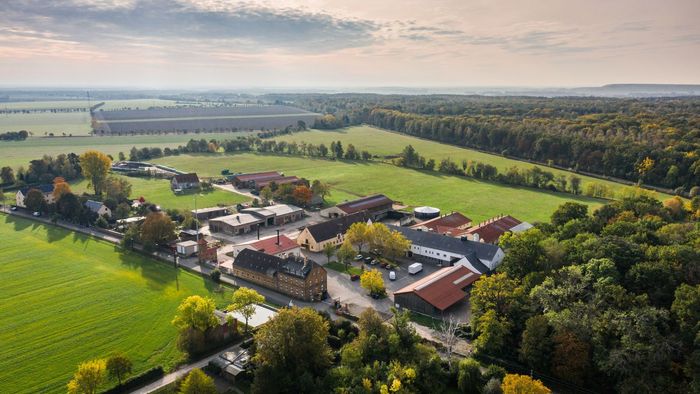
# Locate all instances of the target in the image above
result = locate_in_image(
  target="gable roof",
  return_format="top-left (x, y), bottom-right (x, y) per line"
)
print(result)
top-left (336, 194), bottom-right (393, 214)
top-left (254, 176), bottom-right (300, 188)
top-left (410, 212), bottom-right (472, 234)
top-left (304, 211), bottom-right (369, 242)
top-left (464, 215), bottom-right (523, 244)
top-left (389, 225), bottom-right (502, 265)
top-left (233, 248), bottom-right (319, 279)
top-left (247, 235), bottom-right (298, 255)
top-left (395, 265), bottom-right (480, 311)
top-left (85, 200), bottom-right (106, 213)
top-left (173, 173), bottom-right (200, 184)
top-left (19, 184), bottom-right (54, 195)
top-left (232, 171), bottom-right (282, 182)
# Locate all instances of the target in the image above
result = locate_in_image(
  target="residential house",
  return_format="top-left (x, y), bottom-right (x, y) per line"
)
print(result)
top-left (410, 212), bottom-right (472, 235)
top-left (231, 249), bottom-right (327, 301)
top-left (85, 200), bottom-right (112, 218)
top-left (394, 265), bottom-right (480, 316)
top-left (321, 194), bottom-right (393, 221)
top-left (15, 184), bottom-right (55, 208)
top-left (463, 215), bottom-right (533, 244)
top-left (389, 225), bottom-right (505, 274)
top-left (171, 173), bottom-right (200, 190)
top-left (296, 211), bottom-right (370, 252)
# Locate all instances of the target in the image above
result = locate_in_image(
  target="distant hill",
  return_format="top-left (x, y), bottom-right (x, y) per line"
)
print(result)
top-left (571, 83), bottom-right (700, 97)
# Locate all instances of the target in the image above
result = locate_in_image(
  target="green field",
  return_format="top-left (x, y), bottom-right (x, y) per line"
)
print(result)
top-left (152, 152), bottom-right (605, 223)
top-left (72, 175), bottom-right (250, 211)
top-left (0, 215), bottom-right (233, 393)
top-left (0, 99), bottom-right (181, 136)
top-left (272, 126), bottom-right (648, 198)
top-left (0, 132), bottom-right (254, 169)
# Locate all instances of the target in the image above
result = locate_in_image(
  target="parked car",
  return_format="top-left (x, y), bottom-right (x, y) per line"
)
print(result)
top-left (350, 274), bottom-right (360, 281)
top-left (389, 271), bottom-right (396, 281)
top-left (364, 256), bottom-right (373, 263)
top-left (355, 254), bottom-right (364, 261)
top-left (10, 205), bottom-right (17, 211)
top-left (32, 211), bottom-right (41, 217)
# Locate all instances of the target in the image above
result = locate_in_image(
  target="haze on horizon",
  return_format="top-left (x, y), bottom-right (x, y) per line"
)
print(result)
top-left (1, 0), bottom-right (698, 89)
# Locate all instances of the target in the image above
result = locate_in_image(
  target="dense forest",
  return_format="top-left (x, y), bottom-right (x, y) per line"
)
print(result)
top-left (268, 94), bottom-right (700, 194)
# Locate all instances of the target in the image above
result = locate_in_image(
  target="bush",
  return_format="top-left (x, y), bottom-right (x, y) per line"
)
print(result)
top-left (483, 378), bottom-right (503, 394)
top-left (483, 364), bottom-right (507, 382)
top-left (102, 366), bottom-right (164, 394)
top-left (209, 269), bottom-right (221, 283)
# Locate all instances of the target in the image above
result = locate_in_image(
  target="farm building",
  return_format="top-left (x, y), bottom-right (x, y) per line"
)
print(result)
top-left (231, 249), bottom-right (327, 301)
top-left (85, 200), bottom-right (112, 218)
top-left (253, 175), bottom-right (301, 191)
top-left (239, 204), bottom-right (304, 226)
top-left (209, 213), bottom-right (264, 235)
top-left (321, 194), bottom-right (393, 221)
top-left (176, 240), bottom-right (199, 256)
top-left (410, 212), bottom-right (472, 235)
top-left (233, 233), bottom-right (301, 258)
top-left (15, 184), bottom-right (55, 208)
top-left (394, 265), bottom-right (480, 316)
top-left (171, 173), bottom-right (200, 190)
top-left (191, 206), bottom-right (231, 221)
top-left (463, 215), bottom-right (533, 244)
top-left (231, 171), bottom-right (282, 188)
top-left (389, 225), bottom-right (504, 274)
top-left (297, 211), bottom-right (371, 252)
top-left (413, 206), bottom-right (440, 220)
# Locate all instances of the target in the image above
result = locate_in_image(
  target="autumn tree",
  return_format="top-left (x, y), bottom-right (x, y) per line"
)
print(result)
top-left (253, 307), bottom-right (332, 393)
top-left (551, 330), bottom-right (590, 385)
top-left (140, 212), bottom-right (177, 247)
top-left (260, 186), bottom-right (273, 204)
top-left (519, 315), bottom-right (552, 372)
top-left (346, 222), bottom-right (370, 253)
top-left (292, 185), bottom-right (313, 206)
top-left (311, 179), bottom-right (331, 202)
top-left (229, 287), bottom-right (265, 333)
top-left (24, 188), bottom-right (46, 212)
top-left (179, 368), bottom-right (216, 394)
top-left (501, 374), bottom-right (551, 394)
top-left (105, 352), bottom-right (132, 386)
top-left (323, 242), bottom-right (335, 263)
top-left (67, 359), bottom-right (106, 394)
top-left (79, 150), bottom-right (112, 195)
top-left (52, 176), bottom-right (71, 200)
top-left (172, 296), bottom-right (218, 332)
top-left (103, 176), bottom-right (132, 203)
top-left (360, 269), bottom-right (385, 296)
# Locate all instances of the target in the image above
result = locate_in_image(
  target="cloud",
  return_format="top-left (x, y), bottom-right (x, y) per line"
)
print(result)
top-left (0, 0), bottom-right (379, 53)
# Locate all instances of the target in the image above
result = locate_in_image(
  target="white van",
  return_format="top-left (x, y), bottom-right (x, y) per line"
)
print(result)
top-left (389, 271), bottom-right (396, 281)
top-left (408, 263), bottom-right (423, 275)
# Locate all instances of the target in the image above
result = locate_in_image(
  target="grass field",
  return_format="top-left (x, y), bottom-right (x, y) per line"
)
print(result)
top-left (152, 152), bottom-right (605, 223)
top-left (272, 126), bottom-right (649, 198)
top-left (0, 131), bottom-right (254, 169)
top-left (0, 215), bottom-right (233, 394)
top-left (72, 175), bottom-right (250, 211)
top-left (0, 99), bottom-right (181, 136)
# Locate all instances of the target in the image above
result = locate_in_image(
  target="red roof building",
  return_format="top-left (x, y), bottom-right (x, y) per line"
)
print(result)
top-left (410, 212), bottom-right (472, 235)
top-left (463, 215), bottom-right (530, 244)
top-left (394, 265), bottom-right (480, 315)
top-left (237, 234), bottom-right (301, 257)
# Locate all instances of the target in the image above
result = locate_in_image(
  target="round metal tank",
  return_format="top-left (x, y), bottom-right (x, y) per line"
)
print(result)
top-left (414, 206), bottom-right (440, 220)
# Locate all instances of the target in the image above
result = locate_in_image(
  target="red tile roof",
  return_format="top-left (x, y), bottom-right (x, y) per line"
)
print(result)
top-left (410, 212), bottom-right (472, 234)
top-left (173, 173), bottom-right (200, 183)
top-left (394, 265), bottom-right (480, 311)
top-left (254, 176), bottom-right (300, 189)
top-left (233, 171), bottom-right (282, 182)
top-left (464, 215), bottom-right (522, 244)
top-left (248, 234), bottom-right (298, 255)
top-left (336, 194), bottom-right (393, 214)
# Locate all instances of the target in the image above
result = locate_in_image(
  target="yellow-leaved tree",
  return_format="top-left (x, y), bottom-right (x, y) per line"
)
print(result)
top-left (501, 374), bottom-right (551, 394)
top-left (79, 150), bottom-right (112, 195)
top-left (67, 359), bottom-right (106, 394)
top-left (360, 268), bottom-right (385, 296)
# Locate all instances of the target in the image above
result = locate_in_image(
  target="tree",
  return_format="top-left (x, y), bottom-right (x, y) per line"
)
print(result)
top-left (519, 315), bottom-right (552, 371)
top-left (568, 175), bottom-right (582, 195)
top-left (104, 177), bottom-right (132, 203)
top-left (24, 188), bottom-right (46, 212)
top-left (53, 177), bottom-right (72, 200)
top-left (79, 150), bottom-right (112, 195)
top-left (1, 166), bottom-right (15, 184)
top-left (346, 222), bottom-right (370, 253)
top-left (498, 229), bottom-right (547, 278)
top-left (323, 242), bottom-right (335, 263)
top-left (172, 295), bottom-right (218, 332)
top-left (105, 352), bottom-right (132, 386)
top-left (383, 230), bottom-right (411, 261)
top-left (229, 287), bottom-right (265, 333)
top-left (67, 359), bottom-right (106, 394)
top-left (179, 368), bottom-right (216, 394)
top-left (457, 358), bottom-right (483, 394)
top-left (551, 202), bottom-right (588, 226)
top-left (260, 186), bottom-right (274, 204)
top-left (292, 185), bottom-right (313, 206)
top-left (0, 189), bottom-right (4, 209)
top-left (253, 307), bottom-right (332, 393)
top-left (474, 310), bottom-right (511, 356)
top-left (57, 192), bottom-right (83, 220)
top-left (360, 269), bottom-right (385, 296)
top-left (337, 240), bottom-right (356, 272)
top-left (140, 212), bottom-right (177, 246)
top-left (551, 330), bottom-right (590, 385)
top-left (501, 374), bottom-right (551, 394)
top-left (311, 180), bottom-right (331, 202)
top-left (438, 316), bottom-right (461, 369)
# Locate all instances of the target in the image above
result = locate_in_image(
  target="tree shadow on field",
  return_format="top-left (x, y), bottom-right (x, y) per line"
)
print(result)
top-left (45, 223), bottom-right (70, 243)
top-left (118, 249), bottom-right (178, 292)
top-left (7, 215), bottom-right (31, 232)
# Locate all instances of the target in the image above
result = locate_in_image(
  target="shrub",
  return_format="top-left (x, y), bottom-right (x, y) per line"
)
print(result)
top-left (209, 269), bottom-right (221, 283)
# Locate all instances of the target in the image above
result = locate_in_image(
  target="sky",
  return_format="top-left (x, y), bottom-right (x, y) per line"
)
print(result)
top-left (0, 0), bottom-right (698, 88)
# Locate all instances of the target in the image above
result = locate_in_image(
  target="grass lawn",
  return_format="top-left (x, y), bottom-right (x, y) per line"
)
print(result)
top-left (325, 261), bottom-right (363, 276)
top-left (0, 131), bottom-right (255, 169)
top-left (152, 152), bottom-right (605, 223)
top-left (0, 215), bottom-right (233, 394)
top-left (72, 175), bottom-right (250, 211)
top-left (272, 126), bottom-right (663, 199)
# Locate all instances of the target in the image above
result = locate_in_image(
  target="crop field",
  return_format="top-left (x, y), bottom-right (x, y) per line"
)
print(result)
top-left (272, 126), bottom-right (654, 199)
top-left (72, 175), bottom-right (250, 211)
top-left (0, 131), bottom-right (256, 169)
top-left (152, 152), bottom-right (606, 223)
top-left (0, 99), bottom-right (181, 136)
top-left (93, 104), bottom-right (318, 134)
top-left (0, 215), bottom-right (233, 393)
